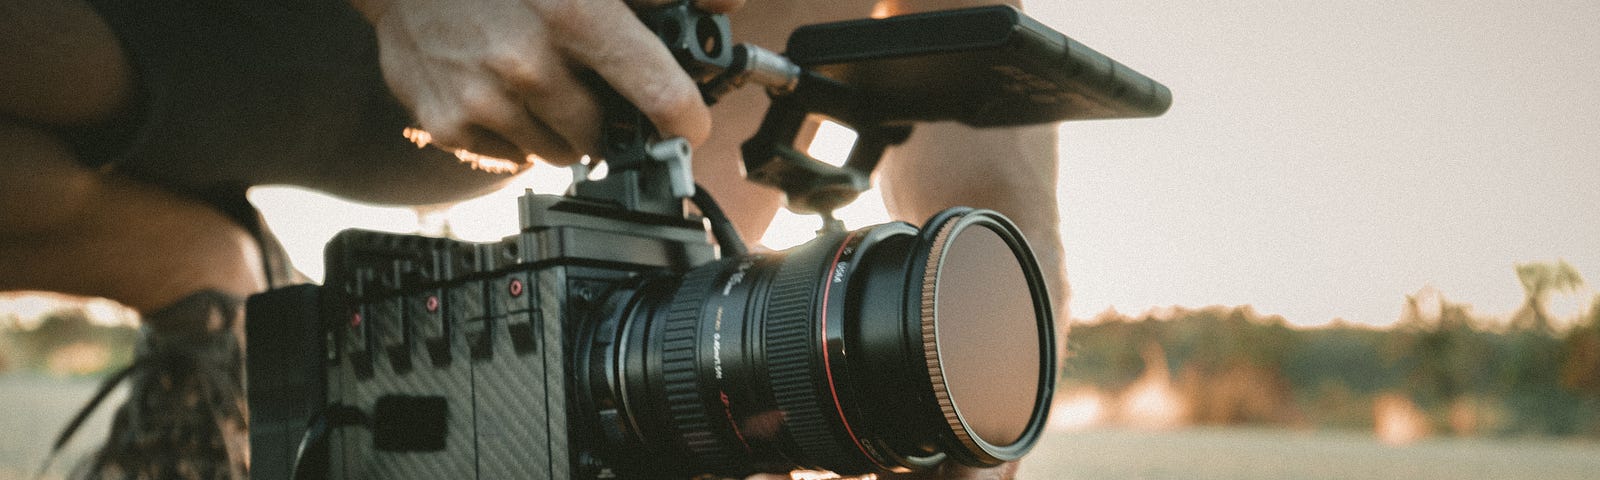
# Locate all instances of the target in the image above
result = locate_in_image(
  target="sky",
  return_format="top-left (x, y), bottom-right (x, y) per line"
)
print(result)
top-left (252, 1), bottom-right (1600, 328)
top-left (1028, 1), bottom-right (1600, 325)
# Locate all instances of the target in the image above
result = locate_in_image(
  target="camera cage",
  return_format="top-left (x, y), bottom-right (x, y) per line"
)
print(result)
top-left (244, 3), bottom-right (1169, 479)
top-left (576, 2), bottom-right (1170, 231)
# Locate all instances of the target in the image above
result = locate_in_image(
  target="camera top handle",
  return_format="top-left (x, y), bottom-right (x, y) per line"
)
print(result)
top-left (573, 2), bottom-right (1171, 232)
top-left (569, 2), bottom-right (793, 219)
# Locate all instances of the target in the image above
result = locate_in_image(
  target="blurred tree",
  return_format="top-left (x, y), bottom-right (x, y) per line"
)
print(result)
top-left (7, 310), bottom-right (137, 376)
top-left (1559, 296), bottom-right (1600, 436)
top-left (1559, 296), bottom-right (1600, 397)
top-left (1147, 306), bottom-right (1301, 425)
top-left (1389, 291), bottom-right (1494, 408)
top-left (1283, 325), bottom-right (1395, 396)
top-left (1, 312), bottom-right (17, 373)
top-left (12, 311), bottom-right (93, 372)
top-left (1158, 306), bottom-right (1296, 373)
top-left (1062, 289), bottom-right (1600, 436)
top-left (1511, 260), bottom-right (1585, 333)
top-left (0, 331), bottom-right (12, 373)
top-left (1499, 262), bottom-right (1586, 435)
top-left (1062, 313), bottom-right (1155, 391)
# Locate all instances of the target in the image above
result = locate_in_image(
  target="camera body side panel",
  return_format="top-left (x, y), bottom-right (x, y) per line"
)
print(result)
top-left (247, 194), bottom-right (715, 480)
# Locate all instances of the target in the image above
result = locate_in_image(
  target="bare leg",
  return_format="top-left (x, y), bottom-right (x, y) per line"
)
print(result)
top-left (0, 125), bottom-right (266, 322)
top-left (0, 98), bottom-right (260, 480)
top-left (0, 0), bottom-right (132, 126)
top-left (0, 0), bottom-right (266, 321)
top-left (3, 2), bottom-right (261, 477)
top-left (878, 123), bottom-right (1069, 318)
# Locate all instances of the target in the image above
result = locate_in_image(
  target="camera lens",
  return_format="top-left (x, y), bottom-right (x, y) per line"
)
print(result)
top-left (580, 208), bottom-right (1055, 477)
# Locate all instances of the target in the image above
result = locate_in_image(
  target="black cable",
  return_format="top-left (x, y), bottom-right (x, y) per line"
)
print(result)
top-left (291, 404), bottom-right (368, 480)
top-left (35, 363), bottom-right (138, 480)
top-left (690, 183), bottom-right (749, 258)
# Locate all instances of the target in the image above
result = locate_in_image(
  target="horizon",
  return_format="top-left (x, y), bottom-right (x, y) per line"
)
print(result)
top-left (3, 278), bottom-right (1591, 331)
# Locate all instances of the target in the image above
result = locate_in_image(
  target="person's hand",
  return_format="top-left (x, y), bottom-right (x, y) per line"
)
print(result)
top-left (742, 462), bottom-right (1021, 480)
top-left (350, 0), bottom-right (745, 166)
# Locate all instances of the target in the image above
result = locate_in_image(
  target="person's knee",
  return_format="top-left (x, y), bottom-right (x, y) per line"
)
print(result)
top-left (0, 122), bottom-right (102, 239)
top-left (1, 122), bottom-right (265, 312)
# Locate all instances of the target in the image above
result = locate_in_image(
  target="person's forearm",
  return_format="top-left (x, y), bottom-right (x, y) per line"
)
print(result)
top-left (879, 122), bottom-right (1065, 315)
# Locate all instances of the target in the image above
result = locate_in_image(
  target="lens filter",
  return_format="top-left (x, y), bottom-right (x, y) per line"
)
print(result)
top-left (914, 209), bottom-right (1055, 463)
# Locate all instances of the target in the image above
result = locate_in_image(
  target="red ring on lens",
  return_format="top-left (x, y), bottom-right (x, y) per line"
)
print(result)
top-left (818, 231), bottom-right (887, 470)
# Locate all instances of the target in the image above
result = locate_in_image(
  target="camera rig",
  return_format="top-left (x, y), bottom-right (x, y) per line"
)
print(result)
top-left (579, 3), bottom-right (1169, 222)
top-left (245, 4), bottom-right (1169, 480)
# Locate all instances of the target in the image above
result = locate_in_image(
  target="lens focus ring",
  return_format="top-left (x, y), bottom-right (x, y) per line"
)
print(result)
top-left (659, 262), bottom-right (741, 471)
top-left (763, 240), bottom-right (854, 469)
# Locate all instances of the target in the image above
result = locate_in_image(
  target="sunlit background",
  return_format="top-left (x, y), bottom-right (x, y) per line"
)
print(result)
top-left (248, 1), bottom-right (1600, 329)
top-left (5, 1), bottom-right (1600, 479)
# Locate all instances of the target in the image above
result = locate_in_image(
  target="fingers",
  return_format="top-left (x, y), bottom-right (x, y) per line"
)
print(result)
top-left (461, 128), bottom-right (526, 164)
top-left (480, 47), bottom-right (602, 161)
top-left (413, 78), bottom-right (584, 166)
top-left (561, 0), bottom-right (712, 145)
top-left (461, 87), bottom-right (577, 163)
top-left (371, 0), bottom-right (715, 167)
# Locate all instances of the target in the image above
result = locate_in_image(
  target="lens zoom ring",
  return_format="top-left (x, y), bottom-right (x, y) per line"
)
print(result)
top-left (660, 262), bottom-right (740, 470)
top-left (765, 245), bottom-right (850, 467)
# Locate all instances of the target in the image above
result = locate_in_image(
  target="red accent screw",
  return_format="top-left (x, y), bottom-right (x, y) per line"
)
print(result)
top-left (426, 295), bottom-right (440, 312)
top-left (510, 279), bottom-right (524, 297)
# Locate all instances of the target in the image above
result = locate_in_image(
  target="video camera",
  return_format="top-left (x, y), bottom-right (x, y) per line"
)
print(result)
top-left (244, 4), bottom-right (1169, 479)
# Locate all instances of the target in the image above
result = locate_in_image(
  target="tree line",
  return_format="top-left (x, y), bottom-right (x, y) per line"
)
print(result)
top-left (1063, 260), bottom-right (1600, 437)
top-left (5, 262), bottom-right (1598, 437)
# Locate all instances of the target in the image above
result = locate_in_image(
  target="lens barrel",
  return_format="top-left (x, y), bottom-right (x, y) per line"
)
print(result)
top-left (585, 208), bottom-right (1055, 477)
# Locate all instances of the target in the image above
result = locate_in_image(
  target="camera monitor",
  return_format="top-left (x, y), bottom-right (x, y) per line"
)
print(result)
top-left (784, 5), bottom-right (1171, 126)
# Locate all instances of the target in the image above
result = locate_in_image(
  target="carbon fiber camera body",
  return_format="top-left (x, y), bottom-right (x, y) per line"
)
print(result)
top-left (247, 194), bottom-right (714, 480)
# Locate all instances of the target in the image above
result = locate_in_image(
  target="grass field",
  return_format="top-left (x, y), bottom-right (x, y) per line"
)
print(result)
top-left (3, 375), bottom-right (1598, 480)
top-left (1019, 427), bottom-right (1600, 480)
top-left (1, 376), bottom-right (123, 480)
